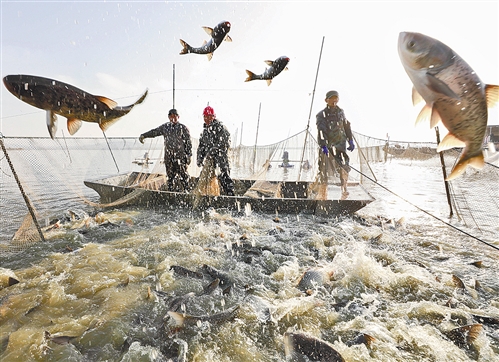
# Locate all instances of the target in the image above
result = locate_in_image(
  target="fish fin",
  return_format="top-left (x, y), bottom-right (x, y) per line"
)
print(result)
top-left (485, 84), bottom-right (499, 108)
top-left (207, 53), bottom-right (213, 61)
top-left (446, 153), bottom-right (484, 181)
top-left (412, 87), bottom-right (424, 106)
top-left (67, 118), bottom-right (83, 135)
top-left (134, 89), bottom-right (148, 105)
top-left (202, 26), bottom-right (213, 36)
top-left (46, 111), bottom-right (58, 139)
top-left (467, 324), bottom-right (483, 343)
top-left (452, 274), bottom-right (465, 289)
top-left (456, 324), bottom-right (483, 344)
top-left (266, 79), bottom-right (272, 86)
top-left (429, 107), bottom-right (442, 128)
top-left (245, 70), bottom-right (256, 82)
top-left (363, 333), bottom-right (376, 348)
top-left (224, 34), bottom-right (232, 42)
top-left (437, 133), bottom-right (465, 152)
top-left (99, 117), bottom-right (121, 133)
top-left (95, 96), bottom-right (118, 109)
top-left (168, 311), bottom-right (185, 326)
top-left (264, 60), bottom-right (274, 66)
top-left (283, 333), bottom-right (296, 358)
top-left (179, 39), bottom-right (190, 55)
top-left (426, 73), bottom-right (460, 100)
top-left (415, 104), bottom-right (432, 126)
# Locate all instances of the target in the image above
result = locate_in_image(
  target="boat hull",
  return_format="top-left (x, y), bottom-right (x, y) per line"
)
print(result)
top-left (84, 172), bottom-right (374, 215)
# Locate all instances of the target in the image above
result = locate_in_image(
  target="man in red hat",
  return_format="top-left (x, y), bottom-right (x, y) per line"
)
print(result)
top-left (196, 106), bottom-right (235, 196)
top-left (139, 108), bottom-right (192, 192)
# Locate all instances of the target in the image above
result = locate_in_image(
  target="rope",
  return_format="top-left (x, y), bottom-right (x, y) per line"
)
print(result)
top-left (349, 165), bottom-right (499, 252)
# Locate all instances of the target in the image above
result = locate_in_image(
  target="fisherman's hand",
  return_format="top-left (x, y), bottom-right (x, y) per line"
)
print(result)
top-left (321, 145), bottom-right (329, 156)
top-left (347, 139), bottom-right (355, 152)
top-left (139, 135), bottom-right (145, 144)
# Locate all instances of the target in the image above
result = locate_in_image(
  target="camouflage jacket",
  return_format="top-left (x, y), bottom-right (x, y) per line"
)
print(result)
top-left (197, 119), bottom-right (231, 170)
top-left (316, 105), bottom-right (353, 150)
top-left (142, 122), bottom-right (192, 163)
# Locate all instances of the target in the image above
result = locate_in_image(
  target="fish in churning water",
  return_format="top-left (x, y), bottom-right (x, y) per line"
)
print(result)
top-left (284, 332), bottom-right (345, 362)
top-left (179, 21), bottom-right (232, 61)
top-left (3, 74), bottom-right (148, 139)
top-left (245, 56), bottom-right (290, 86)
top-left (397, 32), bottom-right (499, 180)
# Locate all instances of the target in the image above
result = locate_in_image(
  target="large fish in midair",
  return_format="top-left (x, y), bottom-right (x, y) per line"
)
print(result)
top-left (3, 74), bottom-right (148, 139)
top-left (398, 32), bottom-right (499, 180)
top-left (245, 56), bottom-right (290, 86)
top-left (179, 21), bottom-right (232, 61)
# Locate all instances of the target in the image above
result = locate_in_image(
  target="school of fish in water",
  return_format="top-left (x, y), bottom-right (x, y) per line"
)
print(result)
top-left (1, 202), bottom-right (498, 361)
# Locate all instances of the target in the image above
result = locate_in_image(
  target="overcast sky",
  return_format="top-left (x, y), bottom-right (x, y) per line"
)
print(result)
top-left (1, 1), bottom-right (498, 145)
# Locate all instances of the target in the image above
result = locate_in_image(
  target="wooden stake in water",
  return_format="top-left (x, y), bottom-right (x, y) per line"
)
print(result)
top-left (435, 126), bottom-right (453, 217)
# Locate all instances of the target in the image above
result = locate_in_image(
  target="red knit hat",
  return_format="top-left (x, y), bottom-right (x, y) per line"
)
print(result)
top-left (203, 106), bottom-right (215, 117)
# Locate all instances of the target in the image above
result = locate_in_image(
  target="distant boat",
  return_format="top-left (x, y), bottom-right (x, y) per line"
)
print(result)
top-left (132, 152), bottom-right (153, 166)
top-left (132, 158), bottom-right (153, 166)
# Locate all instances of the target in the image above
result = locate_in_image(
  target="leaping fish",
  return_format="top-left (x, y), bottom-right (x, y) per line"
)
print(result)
top-left (3, 74), bottom-right (148, 139)
top-left (179, 21), bottom-right (232, 61)
top-left (397, 32), bottom-right (499, 180)
top-left (245, 56), bottom-right (290, 86)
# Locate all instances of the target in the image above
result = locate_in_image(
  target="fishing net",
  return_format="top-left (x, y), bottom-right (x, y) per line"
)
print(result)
top-left (1, 127), bottom-right (498, 252)
top-left (354, 130), bottom-right (499, 236)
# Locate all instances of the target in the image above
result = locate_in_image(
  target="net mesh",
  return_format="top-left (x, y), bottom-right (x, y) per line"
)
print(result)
top-left (1, 129), bottom-right (498, 252)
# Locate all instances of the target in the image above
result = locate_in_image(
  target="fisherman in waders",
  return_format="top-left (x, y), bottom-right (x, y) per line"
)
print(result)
top-left (316, 90), bottom-right (355, 196)
top-left (196, 106), bottom-right (235, 196)
top-left (139, 108), bottom-right (192, 192)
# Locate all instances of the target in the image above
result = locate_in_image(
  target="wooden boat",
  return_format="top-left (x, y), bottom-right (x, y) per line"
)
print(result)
top-left (84, 172), bottom-right (375, 215)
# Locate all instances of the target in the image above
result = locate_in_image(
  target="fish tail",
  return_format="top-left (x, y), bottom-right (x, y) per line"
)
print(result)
top-left (168, 311), bottom-right (185, 326)
top-left (179, 39), bottom-right (190, 55)
top-left (446, 152), bottom-right (484, 181)
top-left (134, 89), bottom-right (148, 105)
top-left (245, 70), bottom-right (256, 82)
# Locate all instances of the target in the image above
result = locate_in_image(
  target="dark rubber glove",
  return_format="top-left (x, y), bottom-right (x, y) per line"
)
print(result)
top-left (347, 139), bottom-right (355, 151)
top-left (321, 145), bottom-right (329, 156)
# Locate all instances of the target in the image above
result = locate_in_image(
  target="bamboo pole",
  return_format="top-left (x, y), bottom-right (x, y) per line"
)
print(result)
top-left (298, 36), bottom-right (325, 181)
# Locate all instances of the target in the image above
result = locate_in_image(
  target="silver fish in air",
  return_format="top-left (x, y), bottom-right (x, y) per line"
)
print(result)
top-left (179, 21), bottom-right (232, 61)
top-left (3, 74), bottom-right (148, 139)
top-left (245, 56), bottom-right (290, 86)
top-left (397, 32), bottom-right (499, 180)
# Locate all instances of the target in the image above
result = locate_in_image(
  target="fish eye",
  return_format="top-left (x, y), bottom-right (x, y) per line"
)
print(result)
top-left (408, 41), bottom-right (416, 48)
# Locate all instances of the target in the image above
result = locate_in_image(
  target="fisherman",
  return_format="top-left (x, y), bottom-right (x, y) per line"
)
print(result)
top-left (196, 106), bottom-right (235, 196)
top-left (139, 108), bottom-right (192, 192)
top-left (316, 90), bottom-right (355, 195)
